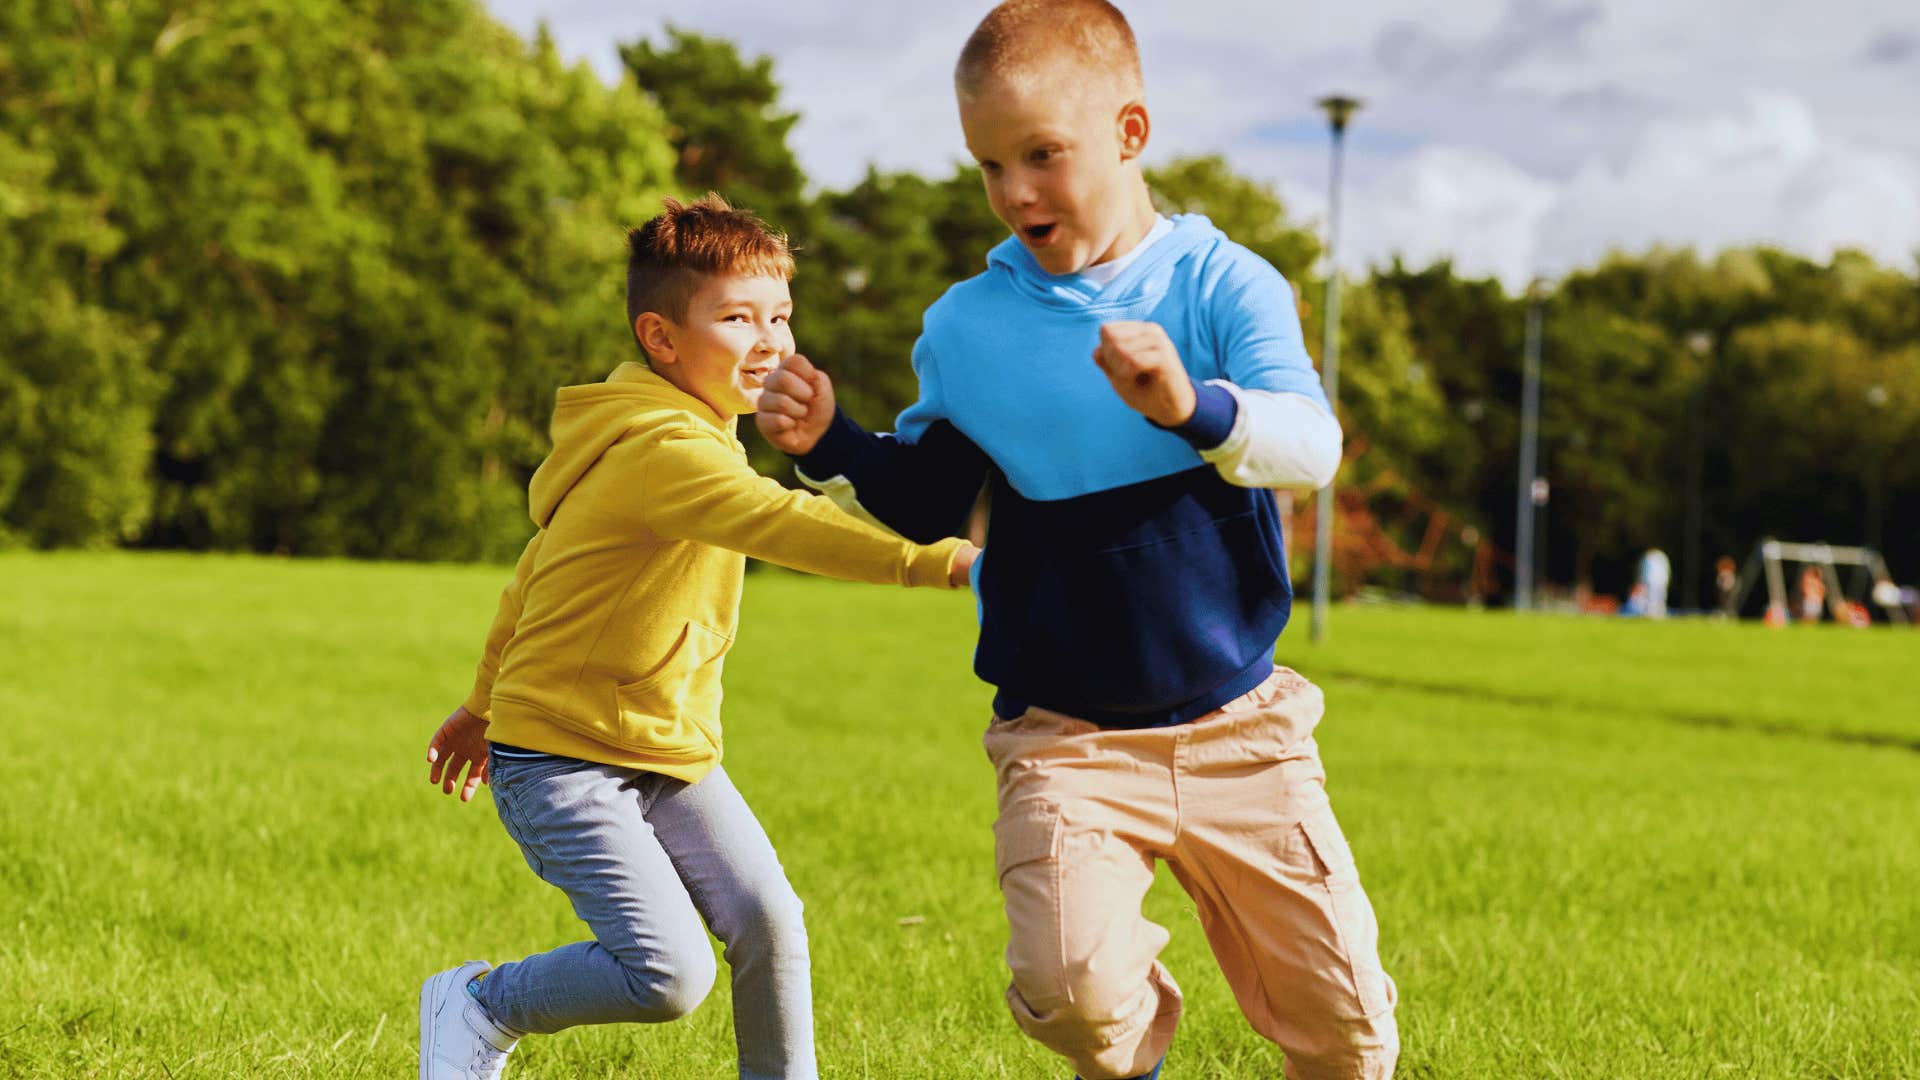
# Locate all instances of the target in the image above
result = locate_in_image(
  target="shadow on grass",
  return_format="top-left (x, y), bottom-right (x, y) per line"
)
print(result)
top-left (1315, 668), bottom-right (1920, 755)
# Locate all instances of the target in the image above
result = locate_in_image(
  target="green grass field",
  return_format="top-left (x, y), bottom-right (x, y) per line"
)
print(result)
top-left (2, 551), bottom-right (1916, 1078)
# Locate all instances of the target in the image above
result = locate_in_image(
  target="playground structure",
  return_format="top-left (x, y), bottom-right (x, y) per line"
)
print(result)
top-left (1280, 435), bottom-right (1507, 604)
top-left (1731, 539), bottom-right (1910, 626)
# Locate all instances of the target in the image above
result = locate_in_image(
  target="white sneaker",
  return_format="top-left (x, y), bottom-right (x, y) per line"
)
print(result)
top-left (420, 960), bottom-right (519, 1079)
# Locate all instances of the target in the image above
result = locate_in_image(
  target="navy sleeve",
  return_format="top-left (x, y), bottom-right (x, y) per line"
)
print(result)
top-left (1153, 380), bottom-right (1239, 451)
top-left (794, 409), bottom-right (991, 545)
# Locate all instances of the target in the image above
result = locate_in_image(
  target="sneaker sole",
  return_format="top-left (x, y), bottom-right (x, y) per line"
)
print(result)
top-left (419, 969), bottom-right (451, 1080)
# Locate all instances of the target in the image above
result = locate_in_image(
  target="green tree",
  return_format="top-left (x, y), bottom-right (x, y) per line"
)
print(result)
top-left (0, 0), bottom-right (678, 558)
top-left (619, 27), bottom-right (806, 223)
top-left (0, 131), bottom-right (157, 548)
top-left (1147, 155), bottom-right (1319, 281)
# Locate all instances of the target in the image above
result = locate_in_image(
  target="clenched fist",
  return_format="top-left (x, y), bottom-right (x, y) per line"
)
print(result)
top-left (754, 353), bottom-right (837, 455)
top-left (1092, 321), bottom-right (1196, 428)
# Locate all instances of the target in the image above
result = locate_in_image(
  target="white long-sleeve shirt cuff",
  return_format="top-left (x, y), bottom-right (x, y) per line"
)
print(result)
top-left (1195, 380), bottom-right (1342, 491)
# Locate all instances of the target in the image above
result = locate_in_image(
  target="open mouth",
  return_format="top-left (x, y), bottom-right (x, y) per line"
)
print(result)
top-left (1022, 223), bottom-right (1057, 244)
top-left (741, 364), bottom-right (776, 386)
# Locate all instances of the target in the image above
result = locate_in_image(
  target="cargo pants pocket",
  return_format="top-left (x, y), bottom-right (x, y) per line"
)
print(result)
top-left (1299, 805), bottom-right (1392, 1016)
top-left (994, 797), bottom-right (1069, 1009)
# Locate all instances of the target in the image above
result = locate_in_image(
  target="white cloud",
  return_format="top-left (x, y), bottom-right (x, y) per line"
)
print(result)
top-left (1350, 147), bottom-right (1559, 286)
top-left (483, 0), bottom-right (1920, 283)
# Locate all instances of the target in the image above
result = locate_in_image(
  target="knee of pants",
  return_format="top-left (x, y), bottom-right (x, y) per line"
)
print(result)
top-left (1287, 1042), bottom-right (1398, 1080)
top-left (618, 938), bottom-right (717, 1022)
top-left (1283, 1011), bottom-right (1399, 1080)
top-left (713, 884), bottom-right (810, 964)
top-left (1011, 952), bottom-right (1150, 1034)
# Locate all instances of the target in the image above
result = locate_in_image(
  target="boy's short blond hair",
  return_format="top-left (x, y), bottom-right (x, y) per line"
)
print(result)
top-left (954, 0), bottom-right (1143, 103)
top-left (626, 194), bottom-right (794, 338)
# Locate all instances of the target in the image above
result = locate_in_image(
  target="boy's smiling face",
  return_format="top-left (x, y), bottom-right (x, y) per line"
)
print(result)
top-left (638, 273), bottom-right (794, 417)
top-left (960, 66), bottom-right (1153, 276)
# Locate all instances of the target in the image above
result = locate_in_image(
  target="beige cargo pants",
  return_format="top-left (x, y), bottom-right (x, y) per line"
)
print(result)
top-left (982, 667), bottom-right (1398, 1080)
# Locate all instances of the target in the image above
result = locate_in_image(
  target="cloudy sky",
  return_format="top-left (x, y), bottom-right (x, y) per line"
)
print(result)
top-left (485, 0), bottom-right (1920, 287)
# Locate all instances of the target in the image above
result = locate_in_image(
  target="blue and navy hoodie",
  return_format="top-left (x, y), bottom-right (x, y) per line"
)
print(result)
top-left (795, 214), bottom-right (1337, 728)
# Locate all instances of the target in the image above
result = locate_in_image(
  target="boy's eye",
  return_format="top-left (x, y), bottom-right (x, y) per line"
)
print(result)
top-left (1029, 147), bottom-right (1056, 165)
top-left (979, 160), bottom-right (1001, 175)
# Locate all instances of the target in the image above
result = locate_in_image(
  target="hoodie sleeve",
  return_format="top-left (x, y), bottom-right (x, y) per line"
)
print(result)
top-left (462, 529), bottom-right (545, 719)
top-left (639, 429), bottom-right (966, 588)
top-left (791, 334), bottom-right (991, 543)
top-left (1164, 255), bottom-right (1341, 491)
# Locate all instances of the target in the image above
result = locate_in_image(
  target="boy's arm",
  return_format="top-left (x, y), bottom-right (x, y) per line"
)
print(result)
top-left (425, 530), bottom-right (544, 804)
top-left (1091, 262), bottom-right (1341, 491)
top-left (794, 410), bottom-right (991, 545)
top-left (636, 430), bottom-right (971, 587)
top-left (461, 530), bottom-right (545, 720)
top-left (757, 349), bottom-right (991, 544)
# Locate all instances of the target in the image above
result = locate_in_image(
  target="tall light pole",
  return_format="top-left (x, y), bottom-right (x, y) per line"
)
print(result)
top-left (1311, 94), bottom-right (1360, 643)
top-left (1513, 282), bottom-right (1544, 610)
top-left (1681, 330), bottom-right (1713, 611)
top-left (1866, 383), bottom-right (1889, 552)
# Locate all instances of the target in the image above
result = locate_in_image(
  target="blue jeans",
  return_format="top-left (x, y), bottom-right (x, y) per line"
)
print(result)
top-left (476, 750), bottom-right (815, 1080)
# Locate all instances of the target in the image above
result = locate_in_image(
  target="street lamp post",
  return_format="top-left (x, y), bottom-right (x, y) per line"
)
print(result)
top-left (1866, 383), bottom-right (1889, 552)
top-left (1311, 94), bottom-right (1360, 644)
top-left (1682, 330), bottom-right (1713, 612)
top-left (1514, 285), bottom-right (1544, 610)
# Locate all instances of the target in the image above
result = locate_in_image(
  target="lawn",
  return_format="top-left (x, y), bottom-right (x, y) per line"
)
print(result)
top-left (1, 552), bottom-right (1915, 1078)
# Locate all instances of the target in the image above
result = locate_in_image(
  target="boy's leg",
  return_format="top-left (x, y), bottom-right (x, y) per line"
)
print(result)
top-left (1165, 669), bottom-right (1398, 1080)
top-left (475, 752), bottom-right (719, 1035)
top-left (983, 711), bottom-right (1183, 1080)
top-left (644, 766), bottom-right (816, 1080)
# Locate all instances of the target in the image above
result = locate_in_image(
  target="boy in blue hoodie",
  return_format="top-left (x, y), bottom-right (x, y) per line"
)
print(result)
top-left (756, 3), bottom-right (1398, 1078)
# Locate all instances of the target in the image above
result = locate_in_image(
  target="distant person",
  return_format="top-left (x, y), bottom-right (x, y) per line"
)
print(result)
top-left (755, 3), bottom-right (1396, 1077)
top-left (1622, 582), bottom-right (1650, 617)
top-left (1715, 555), bottom-right (1739, 618)
top-left (416, 196), bottom-right (975, 1080)
top-left (1637, 548), bottom-right (1671, 618)
top-left (1870, 575), bottom-right (1901, 614)
top-left (1798, 564), bottom-right (1827, 623)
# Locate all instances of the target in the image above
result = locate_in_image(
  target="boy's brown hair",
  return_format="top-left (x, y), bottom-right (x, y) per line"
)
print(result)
top-left (625, 194), bottom-right (794, 344)
top-left (954, 0), bottom-right (1143, 101)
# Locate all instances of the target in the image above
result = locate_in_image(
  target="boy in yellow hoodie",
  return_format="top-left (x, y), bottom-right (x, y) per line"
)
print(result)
top-left (416, 195), bottom-right (974, 1080)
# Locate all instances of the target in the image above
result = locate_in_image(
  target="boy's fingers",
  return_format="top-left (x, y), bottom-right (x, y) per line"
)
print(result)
top-left (441, 754), bottom-right (468, 794)
top-left (759, 391), bottom-right (808, 420)
top-left (780, 353), bottom-right (820, 381)
top-left (1094, 345), bottom-right (1136, 380)
top-left (802, 368), bottom-right (834, 409)
top-left (763, 369), bottom-right (814, 405)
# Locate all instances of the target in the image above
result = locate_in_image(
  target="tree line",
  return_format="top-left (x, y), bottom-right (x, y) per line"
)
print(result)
top-left (4, 1), bottom-right (1915, 601)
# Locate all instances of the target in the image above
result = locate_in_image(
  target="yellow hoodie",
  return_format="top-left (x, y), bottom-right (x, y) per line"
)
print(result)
top-left (463, 362), bottom-right (965, 782)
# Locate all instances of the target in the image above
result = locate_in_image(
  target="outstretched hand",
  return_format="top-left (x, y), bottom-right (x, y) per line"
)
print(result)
top-left (754, 354), bottom-right (836, 455)
top-left (1092, 321), bottom-right (1196, 428)
top-left (950, 543), bottom-right (980, 589)
top-left (427, 704), bottom-right (491, 803)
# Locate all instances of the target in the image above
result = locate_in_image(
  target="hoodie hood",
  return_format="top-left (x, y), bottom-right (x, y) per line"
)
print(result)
top-left (528, 361), bottom-right (737, 527)
top-left (985, 213), bottom-right (1224, 314)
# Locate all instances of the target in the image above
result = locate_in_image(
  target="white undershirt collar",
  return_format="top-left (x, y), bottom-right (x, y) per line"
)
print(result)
top-left (1075, 215), bottom-right (1173, 291)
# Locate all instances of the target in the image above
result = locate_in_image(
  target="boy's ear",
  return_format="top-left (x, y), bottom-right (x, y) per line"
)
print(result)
top-left (1117, 101), bottom-right (1150, 161)
top-left (635, 312), bottom-right (677, 366)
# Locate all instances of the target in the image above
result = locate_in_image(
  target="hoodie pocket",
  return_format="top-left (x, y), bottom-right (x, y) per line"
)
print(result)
top-left (613, 621), bottom-right (732, 758)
